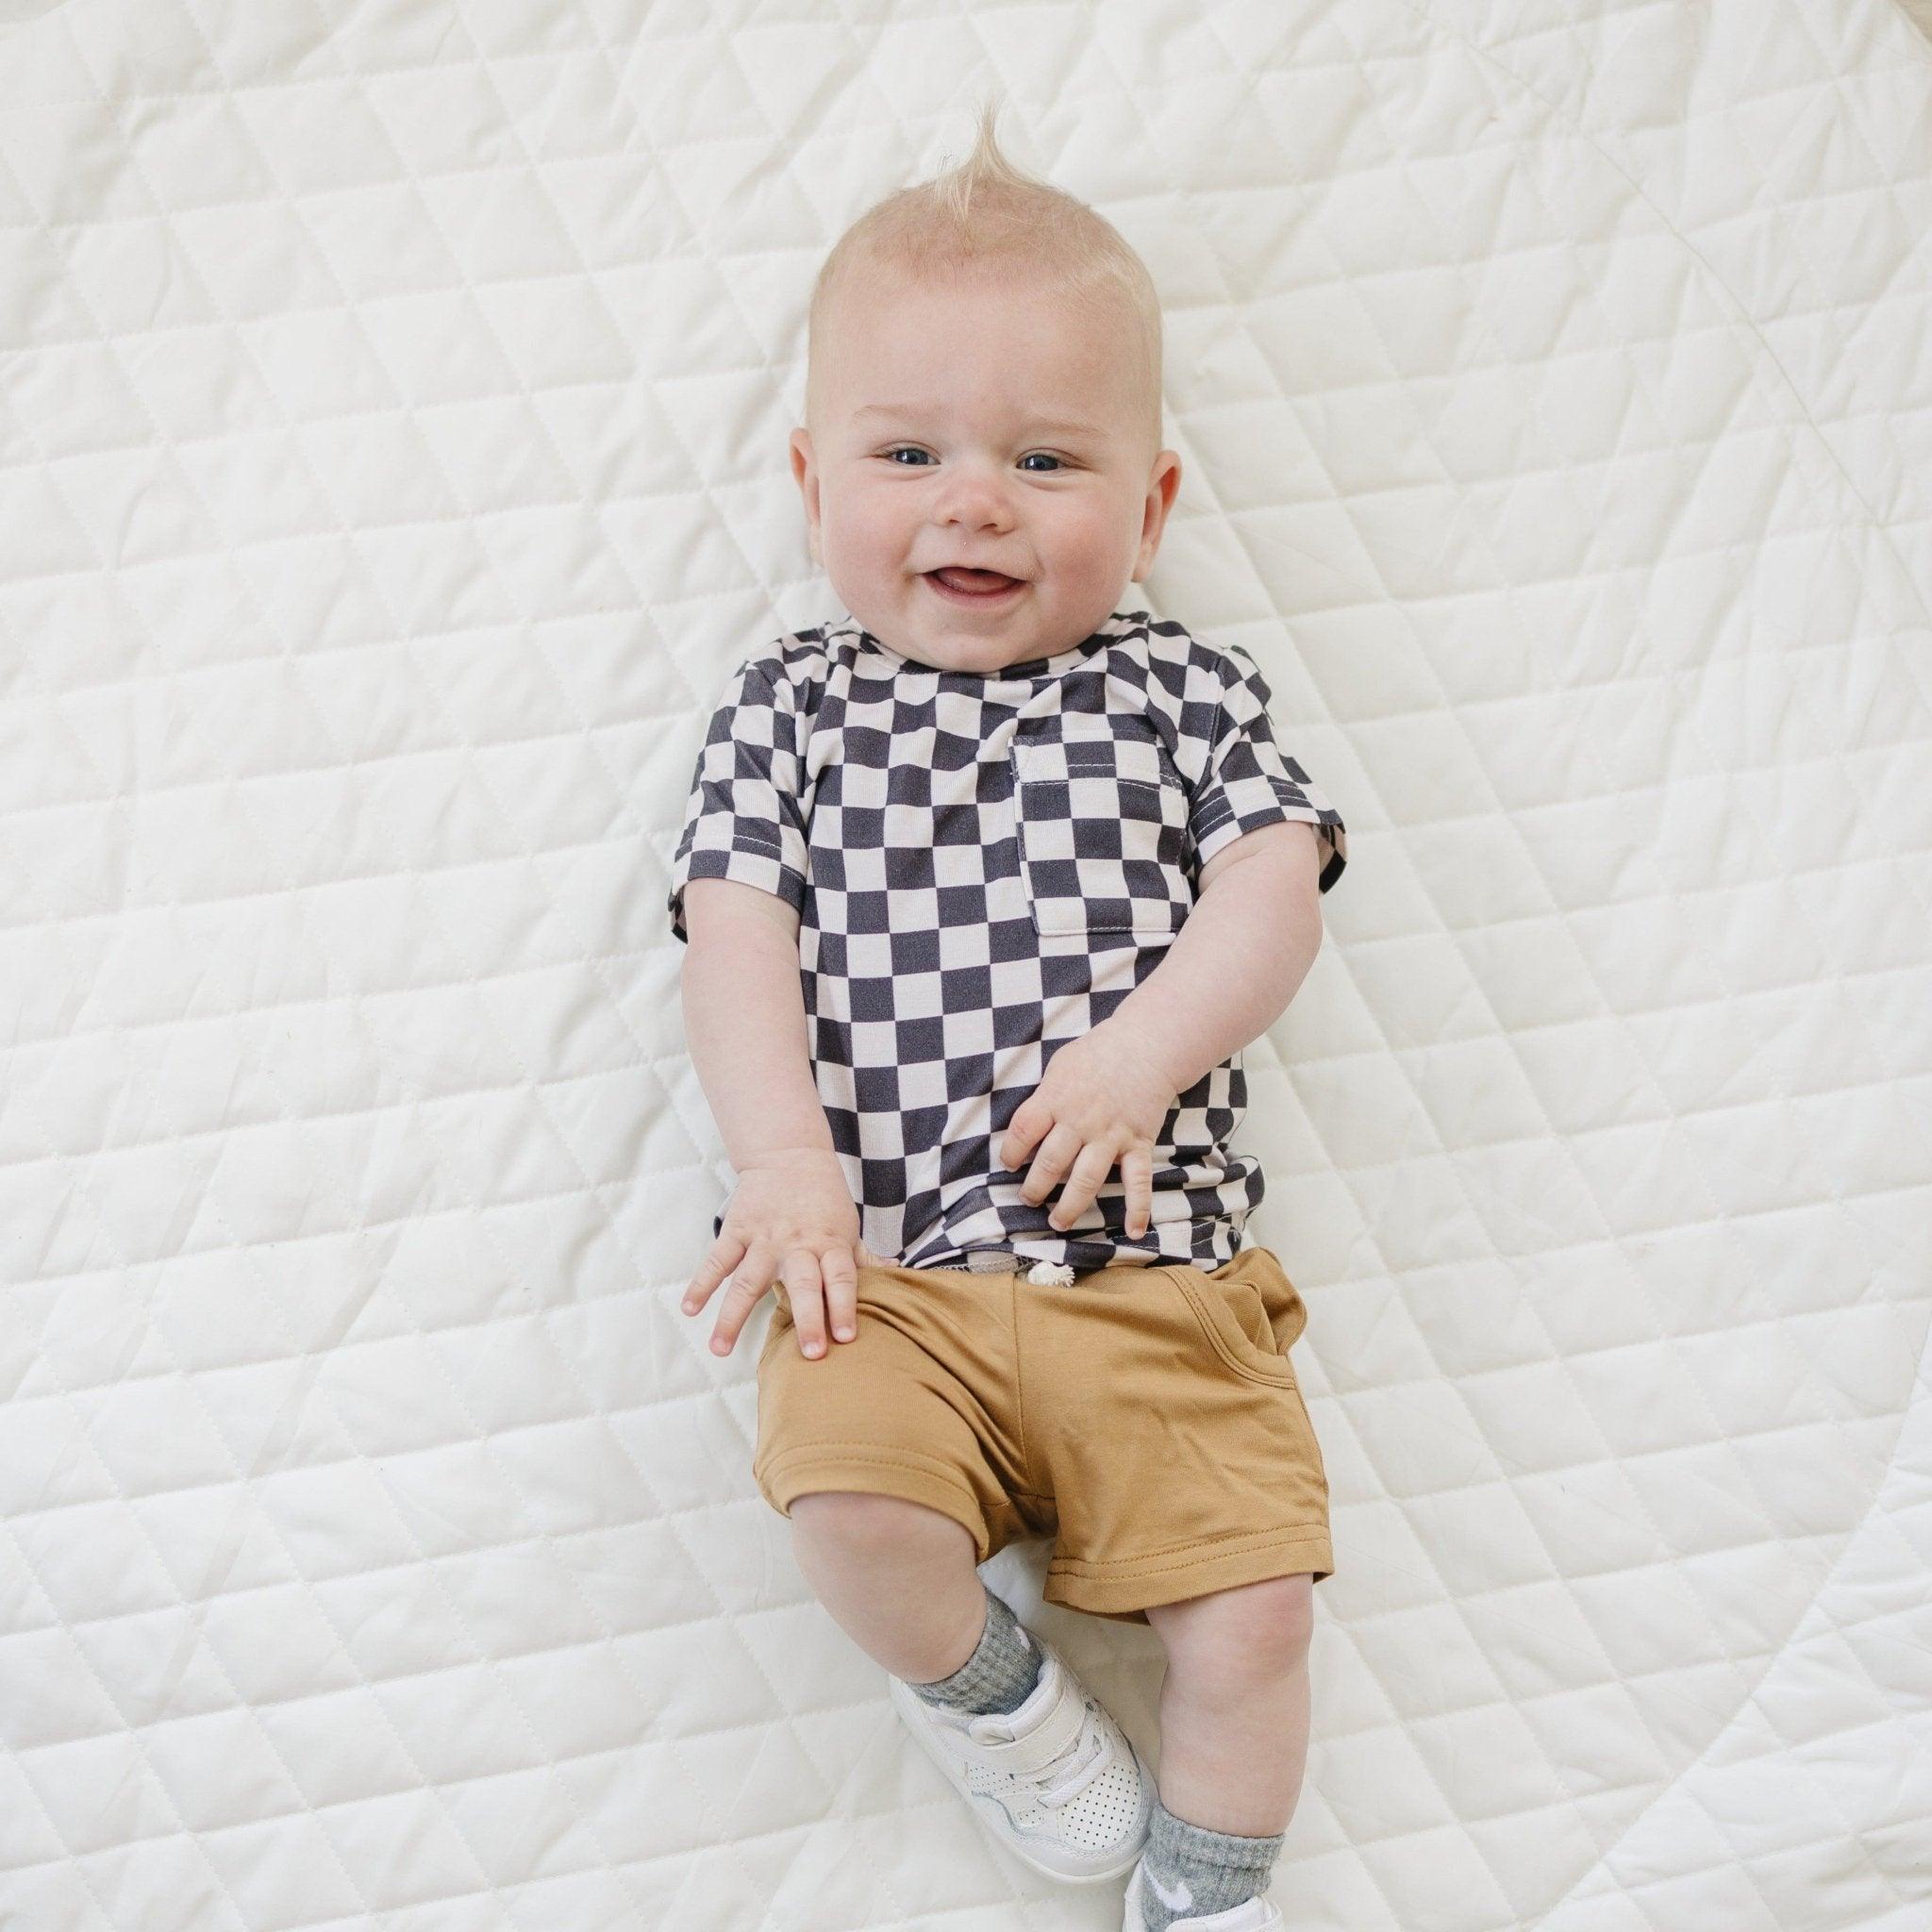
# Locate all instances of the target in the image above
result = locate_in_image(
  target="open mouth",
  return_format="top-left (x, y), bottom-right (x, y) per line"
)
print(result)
top-left (924, 567), bottom-right (1025, 604)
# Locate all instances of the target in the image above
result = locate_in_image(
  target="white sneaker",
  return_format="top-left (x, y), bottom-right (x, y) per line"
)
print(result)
top-left (1121, 1856), bottom-right (1284, 1931)
top-left (888, 1626), bottom-right (1153, 1885)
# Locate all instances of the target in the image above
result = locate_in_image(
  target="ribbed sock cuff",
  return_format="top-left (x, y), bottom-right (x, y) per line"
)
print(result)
top-left (905, 1581), bottom-right (1042, 1717)
top-left (1139, 1791), bottom-right (1282, 1927)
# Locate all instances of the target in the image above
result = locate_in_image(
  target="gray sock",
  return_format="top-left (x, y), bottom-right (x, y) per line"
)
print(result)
top-left (1137, 1792), bottom-right (1284, 1931)
top-left (906, 1581), bottom-right (1043, 1717)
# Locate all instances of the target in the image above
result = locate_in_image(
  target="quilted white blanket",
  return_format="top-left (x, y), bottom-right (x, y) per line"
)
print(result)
top-left (5, 3), bottom-right (1928, 1928)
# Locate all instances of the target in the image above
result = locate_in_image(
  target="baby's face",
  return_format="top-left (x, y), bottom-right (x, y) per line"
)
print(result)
top-left (791, 263), bottom-right (1180, 674)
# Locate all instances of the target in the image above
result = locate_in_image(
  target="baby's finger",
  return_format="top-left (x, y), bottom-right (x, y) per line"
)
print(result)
top-left (1047, 1144), bottom-right (1113, 1231)
top-left (708, 1255), bottom-right (774, 1357)
top-left (999, 1098), bottom-right (1050, 1174)
top-left (817, 1248), bottom-right (860, 1345)
top-left (1121, 1143), bottom-right (1156, 1241)
top-left (779, 1252), bottom-right (830, 1359)
top-left (1022, 1124), bottom-right (1079, 1208)
top-left (681, 1235), bottom-right (747, 1320)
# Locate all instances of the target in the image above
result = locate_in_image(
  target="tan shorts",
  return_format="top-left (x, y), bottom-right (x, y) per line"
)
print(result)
top-left (752, 1244), bottom-right (1333, 1625)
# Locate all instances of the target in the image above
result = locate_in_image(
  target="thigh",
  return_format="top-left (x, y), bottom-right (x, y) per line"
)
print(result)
top-left (752, 1261), bottom-right (1045, 1567)
top-left (1023, 1247), bottom-right (1334, 1625)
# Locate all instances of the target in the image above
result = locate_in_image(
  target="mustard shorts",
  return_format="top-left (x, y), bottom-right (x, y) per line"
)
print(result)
top-left (752, 1245), bottom-right (1333, 1625)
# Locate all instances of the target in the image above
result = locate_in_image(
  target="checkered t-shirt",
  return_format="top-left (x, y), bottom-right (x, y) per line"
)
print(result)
top-left (666, 606), bottom-right (1347, 1275)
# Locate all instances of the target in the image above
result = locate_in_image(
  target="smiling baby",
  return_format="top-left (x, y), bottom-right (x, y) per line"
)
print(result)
top-left (666, 99), bottom-right (1349, 1932)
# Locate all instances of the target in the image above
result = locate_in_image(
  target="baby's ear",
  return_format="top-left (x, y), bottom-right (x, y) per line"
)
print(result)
top-left (789, 428), bottom-right (821, 557)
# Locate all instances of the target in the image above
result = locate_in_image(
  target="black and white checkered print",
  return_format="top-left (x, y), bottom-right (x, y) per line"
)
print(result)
top-left (667, 607), bottom-right (1347, 1274)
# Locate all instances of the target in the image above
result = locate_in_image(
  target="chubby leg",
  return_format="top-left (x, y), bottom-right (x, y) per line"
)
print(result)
top-left (788, 1491), bottom-right (991, 1683)
top-left (1143, 1573), bottom-right (1315, 1836)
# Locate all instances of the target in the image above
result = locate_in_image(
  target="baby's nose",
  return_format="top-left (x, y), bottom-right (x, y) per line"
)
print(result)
top-left (935, 466), bottom-right (1016, 517)
top-left (939, 493), bottom-right (1016, 531)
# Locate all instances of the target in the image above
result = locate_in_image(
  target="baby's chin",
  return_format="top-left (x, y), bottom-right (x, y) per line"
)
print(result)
top-left (870, 583), bottom-right (1112, 670)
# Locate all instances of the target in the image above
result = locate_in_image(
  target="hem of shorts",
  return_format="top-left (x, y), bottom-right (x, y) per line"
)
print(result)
top-left (756, 1445), bottom-right (992, 1565)
top-left (1044, 1524), bottom-right (1334, 1616)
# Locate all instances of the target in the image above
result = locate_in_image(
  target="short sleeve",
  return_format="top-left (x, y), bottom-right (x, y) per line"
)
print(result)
top-left (666, 654), bottom-right (811, 945)
top-left (1189, 643), bottom-right (1347, 894)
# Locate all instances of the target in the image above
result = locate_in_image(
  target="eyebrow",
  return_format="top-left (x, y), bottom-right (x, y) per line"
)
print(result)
top-left (853, 403), bottom-right (1107, 439)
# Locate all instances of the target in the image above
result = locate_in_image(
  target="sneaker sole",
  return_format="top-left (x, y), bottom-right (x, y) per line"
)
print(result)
top-left (888, 1669), bottom-right (1153, 1887)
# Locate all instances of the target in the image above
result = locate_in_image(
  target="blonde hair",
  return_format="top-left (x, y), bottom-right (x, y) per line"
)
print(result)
top-left (805, 97), bottom-right (1165, 453)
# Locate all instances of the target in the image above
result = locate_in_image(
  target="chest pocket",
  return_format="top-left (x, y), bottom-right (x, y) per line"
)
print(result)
top-left (1009, 723), bottom-right (1192, 942)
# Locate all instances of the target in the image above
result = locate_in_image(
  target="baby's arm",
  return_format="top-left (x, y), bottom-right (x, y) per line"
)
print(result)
top-left (1001, 822), bottom-right (1327, 1232)
top-left (1113, 821), bottom-right (1326, 1094)
top-left (677, 878), bottom-right (865, 1360)
top-left (680, 878), bottom-right (827, 1164)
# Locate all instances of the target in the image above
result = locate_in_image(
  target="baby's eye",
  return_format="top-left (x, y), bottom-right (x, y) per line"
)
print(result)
top-left (881, 447), bottom-right (933, 466)
top-left (1019, 453), bottom-right (1064, 473)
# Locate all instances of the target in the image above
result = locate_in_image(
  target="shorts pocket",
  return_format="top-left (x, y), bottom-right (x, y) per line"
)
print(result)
top-left (1010, 724), bottom-right (1191, 942)
top-left (1163, 1260), bottom-right (1301, 1386)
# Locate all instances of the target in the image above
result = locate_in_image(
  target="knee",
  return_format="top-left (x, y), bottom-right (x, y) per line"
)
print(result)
top-left (1156, 1574), bottom-right (1315, 1688)
top-left (789, 1490), bottom-right (976, 1562)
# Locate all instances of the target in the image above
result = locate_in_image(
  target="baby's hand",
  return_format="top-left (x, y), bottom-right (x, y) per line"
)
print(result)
top-left (998, 1017), bottom-right (1178, 1241)
top-left (680, 1145), bottom-right (873, 1362)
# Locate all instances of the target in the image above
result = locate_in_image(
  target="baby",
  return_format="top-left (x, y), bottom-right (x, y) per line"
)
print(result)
top-left (666, 103), bottom-right (1347, 1932)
